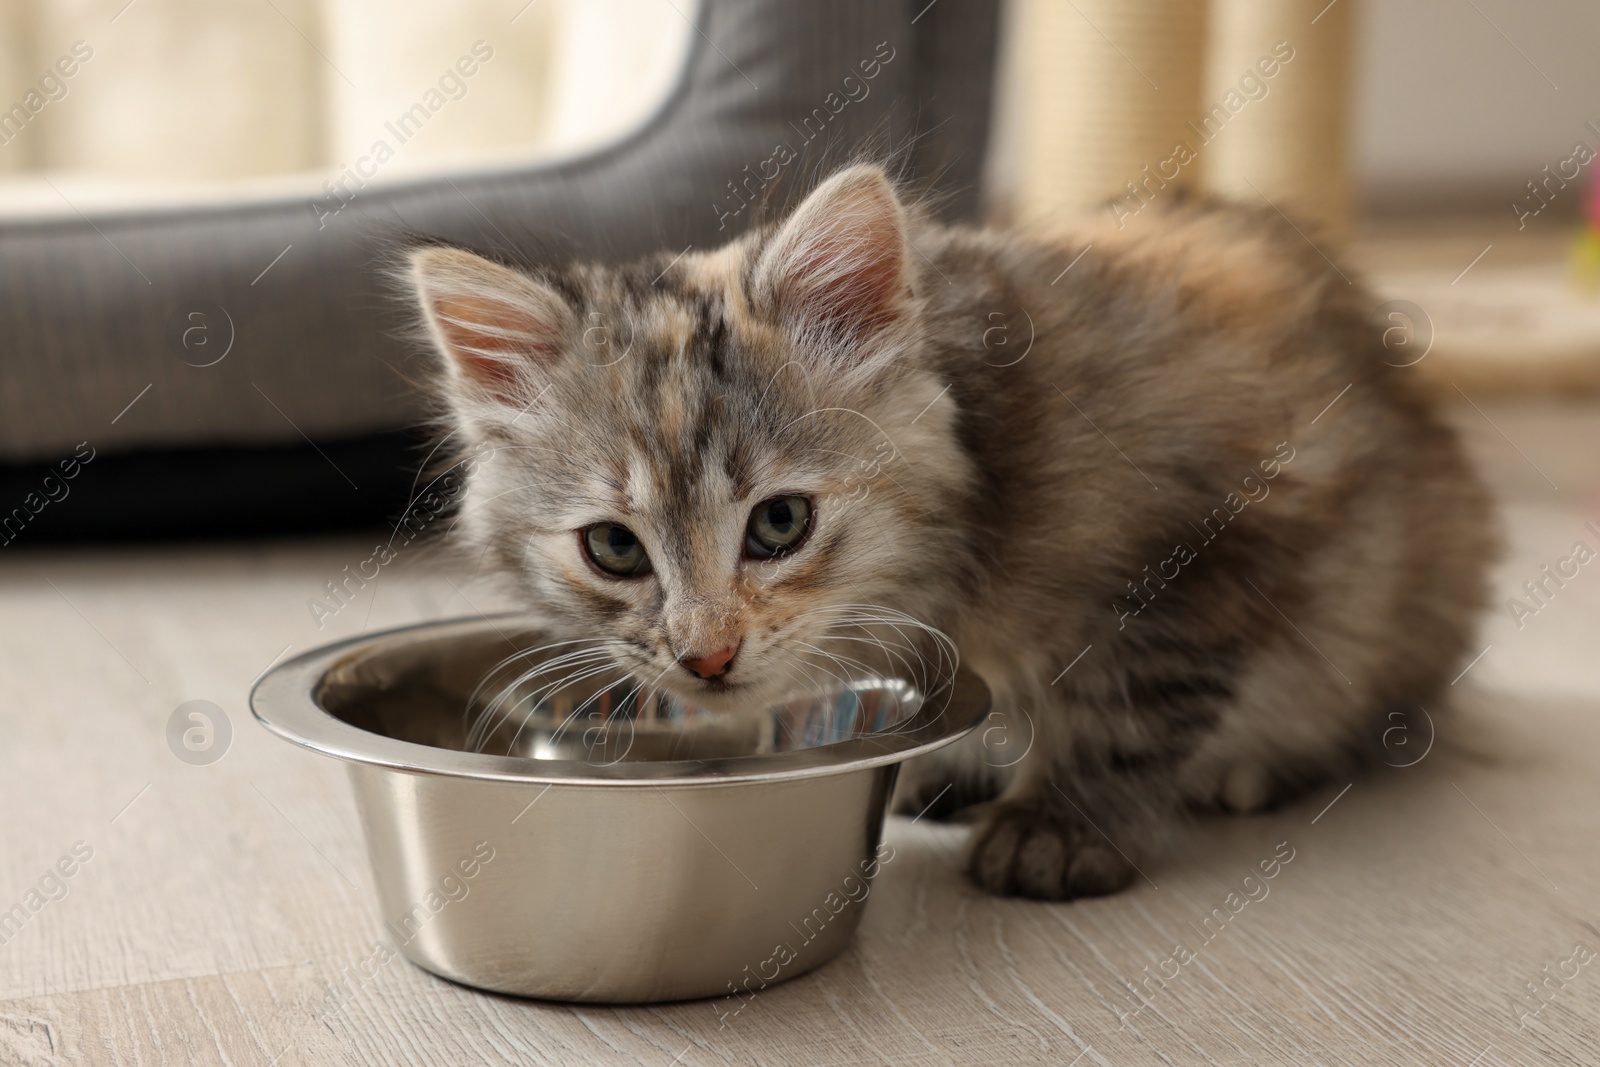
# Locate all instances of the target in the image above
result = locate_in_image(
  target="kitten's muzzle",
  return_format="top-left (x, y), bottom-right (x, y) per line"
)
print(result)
top-left (679, 640), bottom-right (741, 679)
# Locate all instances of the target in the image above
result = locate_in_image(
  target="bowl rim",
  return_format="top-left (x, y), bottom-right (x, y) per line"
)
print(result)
top-left (249, 614), bottom-right (991, 786)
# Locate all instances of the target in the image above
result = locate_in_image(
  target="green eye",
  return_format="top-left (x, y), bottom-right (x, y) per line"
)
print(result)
top-left (582, 523), bottom-right (651, 577)
top-left (746, 496), bottom-right (811, 559)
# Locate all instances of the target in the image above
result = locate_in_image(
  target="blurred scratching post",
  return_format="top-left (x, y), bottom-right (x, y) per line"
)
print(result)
top-left (1006, 0), bottom-right (1208, 226)
top-left (1200, 0), bottom-right (1358, 243)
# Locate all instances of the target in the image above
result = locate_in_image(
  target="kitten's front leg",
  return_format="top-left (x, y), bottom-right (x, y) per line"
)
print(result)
top-left (965, 684), bottom-right (1204, 901)
top-left (967, 792), bottom-right (1140, 900)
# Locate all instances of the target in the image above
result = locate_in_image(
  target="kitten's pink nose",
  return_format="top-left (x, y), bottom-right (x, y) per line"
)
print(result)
top-left (679, 642), bottom-right (740, 679)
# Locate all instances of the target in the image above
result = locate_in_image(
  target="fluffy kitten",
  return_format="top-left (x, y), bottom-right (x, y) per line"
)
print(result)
top-left (405, 164), bottom-right (1494, 900)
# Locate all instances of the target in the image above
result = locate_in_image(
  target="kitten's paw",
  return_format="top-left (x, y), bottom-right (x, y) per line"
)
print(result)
top-left (966, 802), bottom-right (1138, 900)
top-left (1191, 757), bottom-right (1333, 815)
top-left (1219, 764), bottom-right (1275, 814)
top-left (890, 741), bottom-right (1006, 822)
top-left (890, 774), bottom-right (997, 823)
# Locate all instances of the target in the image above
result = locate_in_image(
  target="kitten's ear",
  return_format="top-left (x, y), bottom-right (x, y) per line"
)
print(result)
top-left (408, 247), bottom-right (573, 405)
top-left (751, 165), bottom-right (911, 357)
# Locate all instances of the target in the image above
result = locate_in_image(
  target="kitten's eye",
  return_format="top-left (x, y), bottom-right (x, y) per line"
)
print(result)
top-left (746, 496), bottom-right (812, 559)
top-left (582, 523), bottom-right (651, 577)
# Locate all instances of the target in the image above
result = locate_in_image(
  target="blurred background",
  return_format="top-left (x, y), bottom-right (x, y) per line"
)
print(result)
top-left (3, 0), bottom-right (1596, 221)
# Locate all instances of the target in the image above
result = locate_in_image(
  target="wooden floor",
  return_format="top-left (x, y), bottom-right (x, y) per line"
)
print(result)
top-left (2, 396), bottom-right (1598, 1066)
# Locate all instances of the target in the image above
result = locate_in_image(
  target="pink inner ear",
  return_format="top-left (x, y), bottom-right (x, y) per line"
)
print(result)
top-left (765, 171), bottom-right (910, 349)
top-left (434, 293), bottom-right (561, 397)
top-left (792, 229), bottom-right (904, 341)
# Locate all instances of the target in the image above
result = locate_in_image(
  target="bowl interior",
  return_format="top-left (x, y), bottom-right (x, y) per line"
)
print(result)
top-left (315, 625), bottom-right (932, 766)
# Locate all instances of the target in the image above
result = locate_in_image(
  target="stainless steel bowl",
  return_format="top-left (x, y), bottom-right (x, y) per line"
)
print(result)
top-left (250, 615), bottom-right (989, 1003)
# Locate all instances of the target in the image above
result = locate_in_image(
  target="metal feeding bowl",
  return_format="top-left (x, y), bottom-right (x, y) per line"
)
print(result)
top-left (249, 615), bottom-right (989, 1003)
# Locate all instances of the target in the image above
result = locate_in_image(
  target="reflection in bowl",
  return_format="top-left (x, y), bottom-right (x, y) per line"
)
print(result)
top-left (252, 615), bottom-right (989, 1002)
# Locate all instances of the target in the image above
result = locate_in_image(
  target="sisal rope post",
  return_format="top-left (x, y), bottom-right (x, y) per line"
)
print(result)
top-left (1199, 0), bottom-right (1359, 243)
top-left (1006, 0), bottom-right (1209, 228)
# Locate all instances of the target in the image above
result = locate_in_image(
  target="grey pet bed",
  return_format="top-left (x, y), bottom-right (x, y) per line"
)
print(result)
top-left (0, 0), bottom-right (998, 539)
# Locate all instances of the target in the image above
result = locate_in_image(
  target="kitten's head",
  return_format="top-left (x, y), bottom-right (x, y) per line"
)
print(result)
top-left (406, 165), bottom-right (973, 710)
